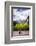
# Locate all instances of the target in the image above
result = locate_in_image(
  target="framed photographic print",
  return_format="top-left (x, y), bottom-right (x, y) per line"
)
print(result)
top-left (5, 1), bottom-right (35, 44)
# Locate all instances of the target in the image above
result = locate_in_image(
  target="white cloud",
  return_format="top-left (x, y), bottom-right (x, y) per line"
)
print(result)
top-left (13, 8), bottom-right (31, 21)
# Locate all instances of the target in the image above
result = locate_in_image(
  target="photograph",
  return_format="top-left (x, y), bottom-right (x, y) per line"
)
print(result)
top-left (11, 7), bottom-right (31, 37)
top-left (5, 2), bottom-right (35, 43)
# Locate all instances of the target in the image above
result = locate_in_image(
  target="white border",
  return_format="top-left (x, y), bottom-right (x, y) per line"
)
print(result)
top-left (10, 5), bottom-right (32, 40)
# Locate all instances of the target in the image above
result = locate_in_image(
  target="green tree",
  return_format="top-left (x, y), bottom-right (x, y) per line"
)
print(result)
top-left (15, 23), bottom-right (29, 31)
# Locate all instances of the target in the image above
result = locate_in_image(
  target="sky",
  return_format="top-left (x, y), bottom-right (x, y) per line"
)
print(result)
top-left (13, 7), bottom-right (31, 22)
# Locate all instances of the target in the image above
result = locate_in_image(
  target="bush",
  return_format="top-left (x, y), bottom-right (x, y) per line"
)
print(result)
top-left (15, 24), bottom-right (20, 30)
top-left (15, 23), bottom-right (29, 31)
top-left (23, 23), bottom-right (29, 30)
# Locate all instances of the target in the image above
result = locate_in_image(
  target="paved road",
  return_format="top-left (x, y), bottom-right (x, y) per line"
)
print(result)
top-left (13, 31), bottom-right (29, 36)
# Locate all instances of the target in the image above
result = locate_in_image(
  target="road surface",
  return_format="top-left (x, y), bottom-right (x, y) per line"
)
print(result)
top-left (12, 31), bottom-right (29, 36)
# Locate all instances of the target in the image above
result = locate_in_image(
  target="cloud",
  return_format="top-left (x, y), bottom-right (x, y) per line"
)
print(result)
top-left (13, 8), bottom-right (31, 21)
